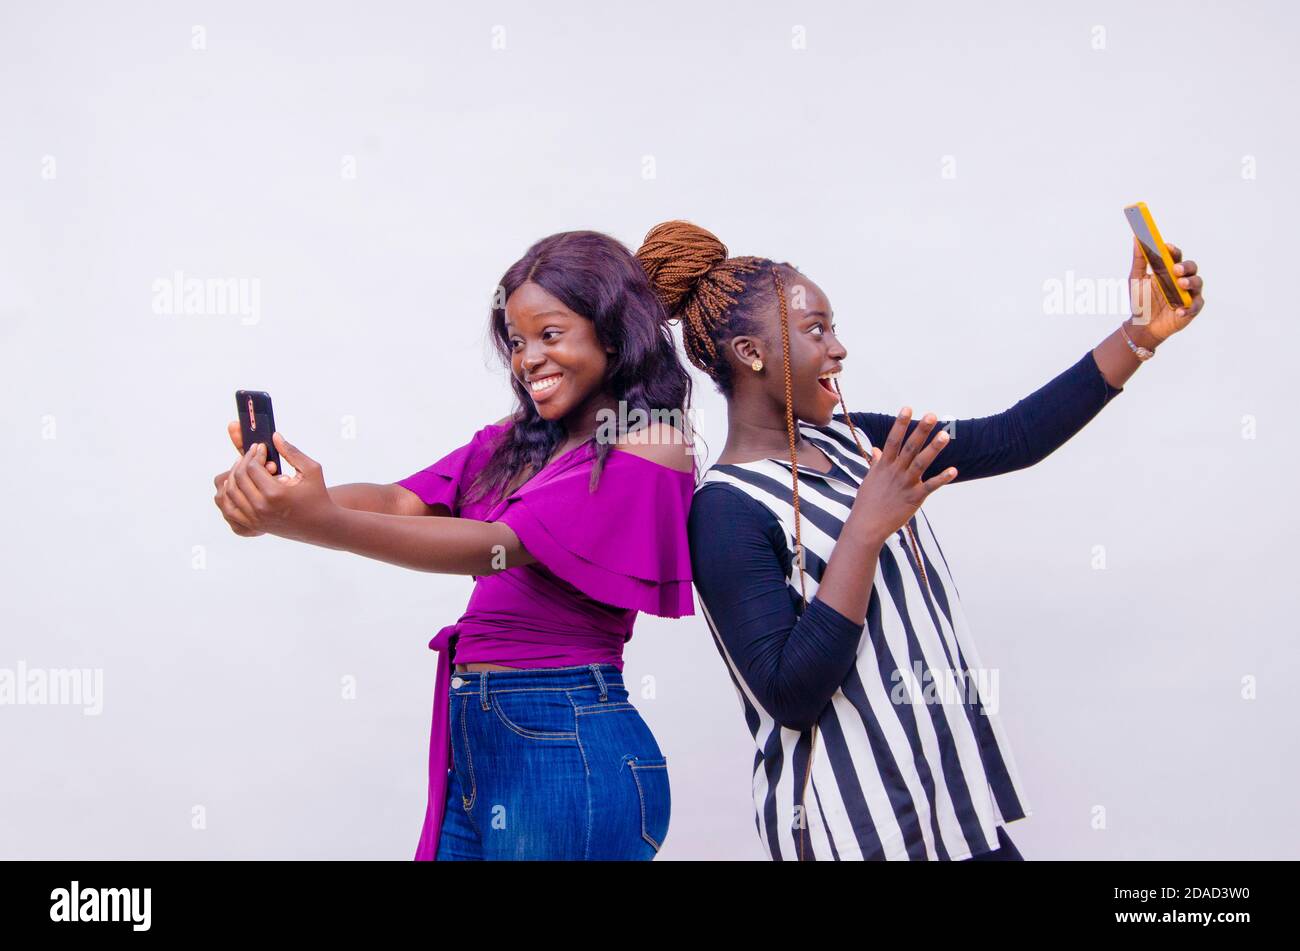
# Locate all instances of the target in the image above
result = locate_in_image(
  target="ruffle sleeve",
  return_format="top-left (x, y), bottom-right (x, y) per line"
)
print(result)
top-left (395, 421), bottom-right (509, 515)
top-left (495, 449), bottom-right (695, 618)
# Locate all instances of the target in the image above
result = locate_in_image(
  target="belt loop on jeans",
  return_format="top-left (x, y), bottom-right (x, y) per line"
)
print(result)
top-left (480, 669), bottom-right (490, 710)
top-left (589, 663), bottom-right (608, 701)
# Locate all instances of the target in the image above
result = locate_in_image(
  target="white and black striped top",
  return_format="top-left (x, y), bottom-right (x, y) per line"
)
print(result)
top-left (688, 351), bottom-right (1122, 860)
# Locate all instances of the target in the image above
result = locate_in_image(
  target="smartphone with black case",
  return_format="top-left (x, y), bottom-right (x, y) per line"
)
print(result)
top-left (235, 390), bottom-right (283, 475)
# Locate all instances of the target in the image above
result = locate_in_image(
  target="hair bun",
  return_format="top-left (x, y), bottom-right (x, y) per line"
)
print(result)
top-left (636, 220), bottom-right (729, 317)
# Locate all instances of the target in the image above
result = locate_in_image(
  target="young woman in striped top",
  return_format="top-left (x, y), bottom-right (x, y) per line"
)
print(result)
top-left (635, 220), bottom-right (1205, 861)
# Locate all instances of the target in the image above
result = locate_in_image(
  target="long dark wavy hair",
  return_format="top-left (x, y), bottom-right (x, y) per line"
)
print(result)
top-left (465, 230), bottom-right (693, 505)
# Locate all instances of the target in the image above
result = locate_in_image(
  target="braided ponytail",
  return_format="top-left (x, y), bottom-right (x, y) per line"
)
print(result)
top-left (764, 259), bottom-right (818, 860)
top-left (770, 266), bottom-right (808, 603)
top-left (636, 220), bottom-right (812, 599)
top-left (638, 220), bottom-right (828, 859)
top-left (637, 221), bottom-right (764, 390)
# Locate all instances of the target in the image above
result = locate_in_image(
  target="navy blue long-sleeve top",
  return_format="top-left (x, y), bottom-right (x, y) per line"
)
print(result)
top-left (688, 349), bottom-right (1123, 730)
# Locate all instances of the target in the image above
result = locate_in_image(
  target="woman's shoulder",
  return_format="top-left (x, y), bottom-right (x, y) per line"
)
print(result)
top-left (691, 478), bottom-right (778, 517)
top-left (696, 453), bottom-right (793, 484)
top-left (687, 479), bottom-right (791, 566)
top-left (690, 476), bottom-right (785, 535)
top-left (492, 421), bottom-right (695, 619)
top-left (608, 421), bottom-right (696, 474)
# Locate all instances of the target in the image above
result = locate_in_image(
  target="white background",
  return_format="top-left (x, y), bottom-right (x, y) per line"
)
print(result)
top-left (2, 0), bottom-right (1295, 859)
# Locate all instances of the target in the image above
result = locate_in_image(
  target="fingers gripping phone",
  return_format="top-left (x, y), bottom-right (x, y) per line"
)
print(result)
top-left (1124, 201), bottom-right (1193, 309)
top-left (235, 390), bottom-right (283, 475)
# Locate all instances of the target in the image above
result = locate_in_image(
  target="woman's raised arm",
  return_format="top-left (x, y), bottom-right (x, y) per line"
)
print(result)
top-left (214, 431), bottom-right (537, 575)
top-left (845, 348), bottom-right (1121, 483)
top-left (843, 238), bottom-right (1205, 483)
top-left (223, 420), bottom-right (435, 517)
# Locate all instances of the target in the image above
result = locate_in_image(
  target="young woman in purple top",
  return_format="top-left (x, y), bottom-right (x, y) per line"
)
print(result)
top-left (212, 231), bottom-right (697, 860)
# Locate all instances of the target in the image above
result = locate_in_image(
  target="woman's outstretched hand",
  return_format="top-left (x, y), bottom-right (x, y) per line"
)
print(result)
top-left (213, 421), bottom-right (284, 537)
top-left (1128, 237), bottom-right (1205, 342)
top-left (224, 419), bottom-right (284, 471)
top-left (212, 431), bottom-right (336, 542)
top-left (850, 408), bottom-right (957, 545)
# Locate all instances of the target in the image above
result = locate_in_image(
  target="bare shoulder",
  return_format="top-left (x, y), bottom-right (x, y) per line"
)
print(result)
top-left (612, 422), bottom-right (695, 473)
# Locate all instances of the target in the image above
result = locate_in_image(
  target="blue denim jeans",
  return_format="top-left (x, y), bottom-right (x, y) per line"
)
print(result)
top-left (435, 663), bottom-right (671, 861)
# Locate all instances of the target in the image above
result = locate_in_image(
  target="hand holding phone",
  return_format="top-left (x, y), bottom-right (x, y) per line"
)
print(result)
top-left (235, 390), bottom-right (283, 475)
top-left (215, 389), bottom-right (283, 536)
top-left (226, 421), bottom-right (282, 476)
top-left (1121, 202), bottom-right (1206, 344)
top-left (214, 404), bottom-right (333, 541)
top-left (1123, 201), bottom-right (1193, 310)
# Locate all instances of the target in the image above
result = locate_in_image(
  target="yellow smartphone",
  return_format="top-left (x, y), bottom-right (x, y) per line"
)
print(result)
top-left (1124, 201), bottom-right (1192, 309)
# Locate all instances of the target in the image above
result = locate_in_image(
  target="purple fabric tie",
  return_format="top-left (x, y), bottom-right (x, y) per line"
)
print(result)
top-left (415, 624), bottom-right (459, 862)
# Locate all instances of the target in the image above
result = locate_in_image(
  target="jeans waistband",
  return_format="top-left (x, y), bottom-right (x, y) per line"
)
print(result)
top-left (447, 662), bottom-right (622, 699)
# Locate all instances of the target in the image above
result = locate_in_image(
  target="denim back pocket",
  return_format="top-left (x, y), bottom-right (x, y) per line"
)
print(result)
top-left (626, 755), bottom-right (671, 853)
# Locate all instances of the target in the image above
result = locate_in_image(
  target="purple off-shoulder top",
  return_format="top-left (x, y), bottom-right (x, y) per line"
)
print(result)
top-left (394, 420), bottom-right (696, 861)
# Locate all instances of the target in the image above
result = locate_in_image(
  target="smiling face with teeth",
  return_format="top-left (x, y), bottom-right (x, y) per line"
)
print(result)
top-left (727, 269), bottom-right (848, 427)
top-left (504, 280), bottom-right (615, 427)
